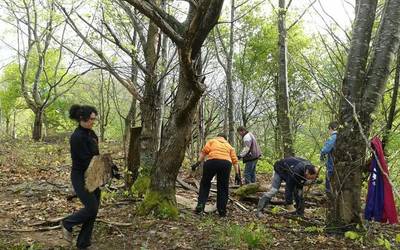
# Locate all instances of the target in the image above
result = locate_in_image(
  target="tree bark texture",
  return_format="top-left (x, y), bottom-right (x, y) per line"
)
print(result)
top-left (124, 0), bottom-right (224, 217)
top-left (277, 0), bottom-right (294, 157)
top-left (329, 0), bottom-right (400, 229)
top-left (382, 48), bottom-right (400, 147)
top-left (32, 109), bottom-right (44, 141)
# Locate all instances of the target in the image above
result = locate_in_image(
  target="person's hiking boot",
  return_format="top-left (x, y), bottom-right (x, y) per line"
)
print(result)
top-left (256, 196), bottom-right (271, 217)
top-left (285, 204), bottom-right (296, 213)
top-left (195, 204), bottom-right (205, 215)
top-left (218, 209), bottom-right (227, 217)
top-left (60, 221), bottom-right (73, 243)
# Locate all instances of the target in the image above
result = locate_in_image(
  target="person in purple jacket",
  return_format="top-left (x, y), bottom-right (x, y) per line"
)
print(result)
top-left (237, 126), bottom-right (262, 184)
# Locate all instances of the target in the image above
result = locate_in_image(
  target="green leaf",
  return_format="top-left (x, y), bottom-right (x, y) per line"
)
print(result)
top-left (396, 234), bottom-right (400, 244)
top-left (344, 231), bottom-right (360, 240)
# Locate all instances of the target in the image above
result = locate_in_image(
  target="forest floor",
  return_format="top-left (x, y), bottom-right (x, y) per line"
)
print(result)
top-left (0, 138), bottom-right (399, 250)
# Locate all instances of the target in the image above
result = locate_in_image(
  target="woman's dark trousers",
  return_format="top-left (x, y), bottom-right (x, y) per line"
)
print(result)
top-left (197, 159), bottom-right (232, 216)
top-left (63, 169), bottom-right (101, 248)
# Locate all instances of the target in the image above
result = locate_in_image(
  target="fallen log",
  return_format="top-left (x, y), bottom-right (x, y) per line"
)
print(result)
top-left (175, 194), bottom-right (217, 213)
top-left (178, 178), bottom-right (249, 212)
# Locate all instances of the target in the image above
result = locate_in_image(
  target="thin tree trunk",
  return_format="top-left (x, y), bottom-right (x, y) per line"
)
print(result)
top-left (156, 31), bottom-right (168, 151)
top-left (277, 0), bottom-right (294, 157)
top-left (127, 126), bottom-right (142, 188)
top-left (5, 117), bottom-right (10, 136)
top-left (382, 49), bottom-right (400, 147)
top-left (12, 111), bottom-right (16, 139)
top-left (198, 96), bottom-right (205, 155)
top-left (32, 109), bottom-right (43, 141)
top-left (227, 0), bottom-right (235, 146)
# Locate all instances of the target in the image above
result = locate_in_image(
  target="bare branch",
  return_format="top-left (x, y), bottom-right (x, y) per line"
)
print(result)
top-left (122, 0), bottom-right (185, 46)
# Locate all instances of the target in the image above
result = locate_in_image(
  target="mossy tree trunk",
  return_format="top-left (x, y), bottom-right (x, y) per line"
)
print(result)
top-left (124, 0), bottom-right (224, 217)
top-left (328, 0), bottom-right (400, 229)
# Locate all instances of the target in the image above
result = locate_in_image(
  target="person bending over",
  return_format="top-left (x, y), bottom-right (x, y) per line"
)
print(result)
top-left (256, 156), bottom-right (317, 217)
top-left (192, 133), bottom-right (239, 217)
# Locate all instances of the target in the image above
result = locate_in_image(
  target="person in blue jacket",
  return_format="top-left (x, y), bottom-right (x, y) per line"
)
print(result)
top-left (256, 157), bottom-right (317, 217)
top-left (320, 121), bottom-right (338, 193)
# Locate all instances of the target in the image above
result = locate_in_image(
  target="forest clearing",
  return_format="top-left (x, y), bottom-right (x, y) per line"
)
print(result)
top-left (1, 0), bottom-right (400, 249)
top-left (0, 140), bottom-right (398, 249)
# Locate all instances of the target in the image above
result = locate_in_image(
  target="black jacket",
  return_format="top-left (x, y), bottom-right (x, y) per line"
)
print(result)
top-left (274, 156), bottom-right (313, 204)
top-left (70, 126), bottom-right (99, 171)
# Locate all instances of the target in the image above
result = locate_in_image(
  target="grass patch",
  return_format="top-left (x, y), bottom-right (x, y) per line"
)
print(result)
top-left (212, 222), bottom-right (273, 249)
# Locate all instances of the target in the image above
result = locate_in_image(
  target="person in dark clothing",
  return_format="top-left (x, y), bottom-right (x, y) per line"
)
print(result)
top-left (256, 157), bottom-right (317, 217)
top-left (191, 133), bottom-right (239, 217)
top-left (61, 104), bottom-right (100, 249)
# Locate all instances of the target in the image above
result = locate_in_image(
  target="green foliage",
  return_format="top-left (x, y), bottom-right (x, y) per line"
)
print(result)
top-left (101, 190), bottom-right (118, 203)
top-left (131, 176), bottom-right (151, 197)
top-left (214, 222), bottom-right (273, 249)
top-left (256, 159), bottom-right (273, 174)
top-left (0, 63), bottom-right (24, 121)
top-left (304, 226), bottom-right (324, 233)
top-left (396, 234), bottom-right (400, 244)
top-left (345, 231), bottom-right (361, 240)
top-left (376, 234), bottom-right (392, 250)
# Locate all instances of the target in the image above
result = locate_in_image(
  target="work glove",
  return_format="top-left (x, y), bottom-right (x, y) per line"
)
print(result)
top-left (191, 161), bottom-right (201, 171)
top-left (234, 172), bottom-right (242, 185)
top-left (111, 163), bottom-right (122, 179)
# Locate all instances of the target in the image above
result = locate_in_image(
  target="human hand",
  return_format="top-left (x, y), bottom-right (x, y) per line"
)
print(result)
top-left (191, 161), bottom-right (201, 171)
top-left (235, 173), bottom-right (242, 185)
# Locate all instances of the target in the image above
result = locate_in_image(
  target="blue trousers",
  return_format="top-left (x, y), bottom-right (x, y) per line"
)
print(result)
top-left (244, 160), bottom-right (258, 184)
top-left (63, 169), bottom-right (101, 248)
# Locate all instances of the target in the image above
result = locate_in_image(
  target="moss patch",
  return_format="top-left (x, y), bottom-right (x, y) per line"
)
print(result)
top-left (137, 190), bottom-right (179, 219)
top-left (233, 183), bottom-right (260, 197)
top-left (131, 175), bottom-right (150, 197)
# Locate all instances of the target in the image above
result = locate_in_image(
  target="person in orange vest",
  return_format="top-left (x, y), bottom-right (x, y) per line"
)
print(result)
top-left (191, 133), bottom-right (239, 217)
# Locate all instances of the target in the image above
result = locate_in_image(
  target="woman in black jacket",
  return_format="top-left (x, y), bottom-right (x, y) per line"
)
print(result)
top-left (61, 104), bottom-right (100, 249)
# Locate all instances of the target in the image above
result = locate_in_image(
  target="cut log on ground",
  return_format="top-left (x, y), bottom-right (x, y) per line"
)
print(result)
top-left (176, 194), bottom-right (217, 213)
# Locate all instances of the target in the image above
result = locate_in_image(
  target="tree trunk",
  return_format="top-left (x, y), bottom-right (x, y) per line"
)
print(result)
top-left (227, 0), bottom-right (235, 146)
top-left (156, 31), bottom-right (168, 151)
top-left (198, 95), bottom-right (205, 156)
top-left (32, 109), bottom-right (44, 141)
top-left (382, 48), bottom-right (400, 147)
top-left (329, 0), bottom-right (400, 229)
top-left (5, 117), bottom-right (10, 136)
top-left (124, 0), bottom-right (224, 218)
top-left (139, 50), bottom-right (204, 217)
top-left (124, 97), bottom-right (137, 144)
top-left (124, 31), bottom-right (139, 146)
top-left (276, 0), bottom-right (294, 157)
top-left (126, 126), bottom-right (142, 189)
top-left (138, 15), bottom-right (161, 176)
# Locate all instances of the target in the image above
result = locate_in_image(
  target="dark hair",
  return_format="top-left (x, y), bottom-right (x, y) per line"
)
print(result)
top-left (306, 165), bottom-right (317, 175)
top-left (69, 104), bottom-right (98, 122)
top-left (328, 121), bottom-right (338, 130)
top-left (237, 126), bottom-right (247, 132)
top-left (217, 133), bottom-right (227, 140)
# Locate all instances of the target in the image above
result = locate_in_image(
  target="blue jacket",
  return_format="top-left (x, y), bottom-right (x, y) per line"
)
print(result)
top-left (320, 131), bottom-right (337, 174)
